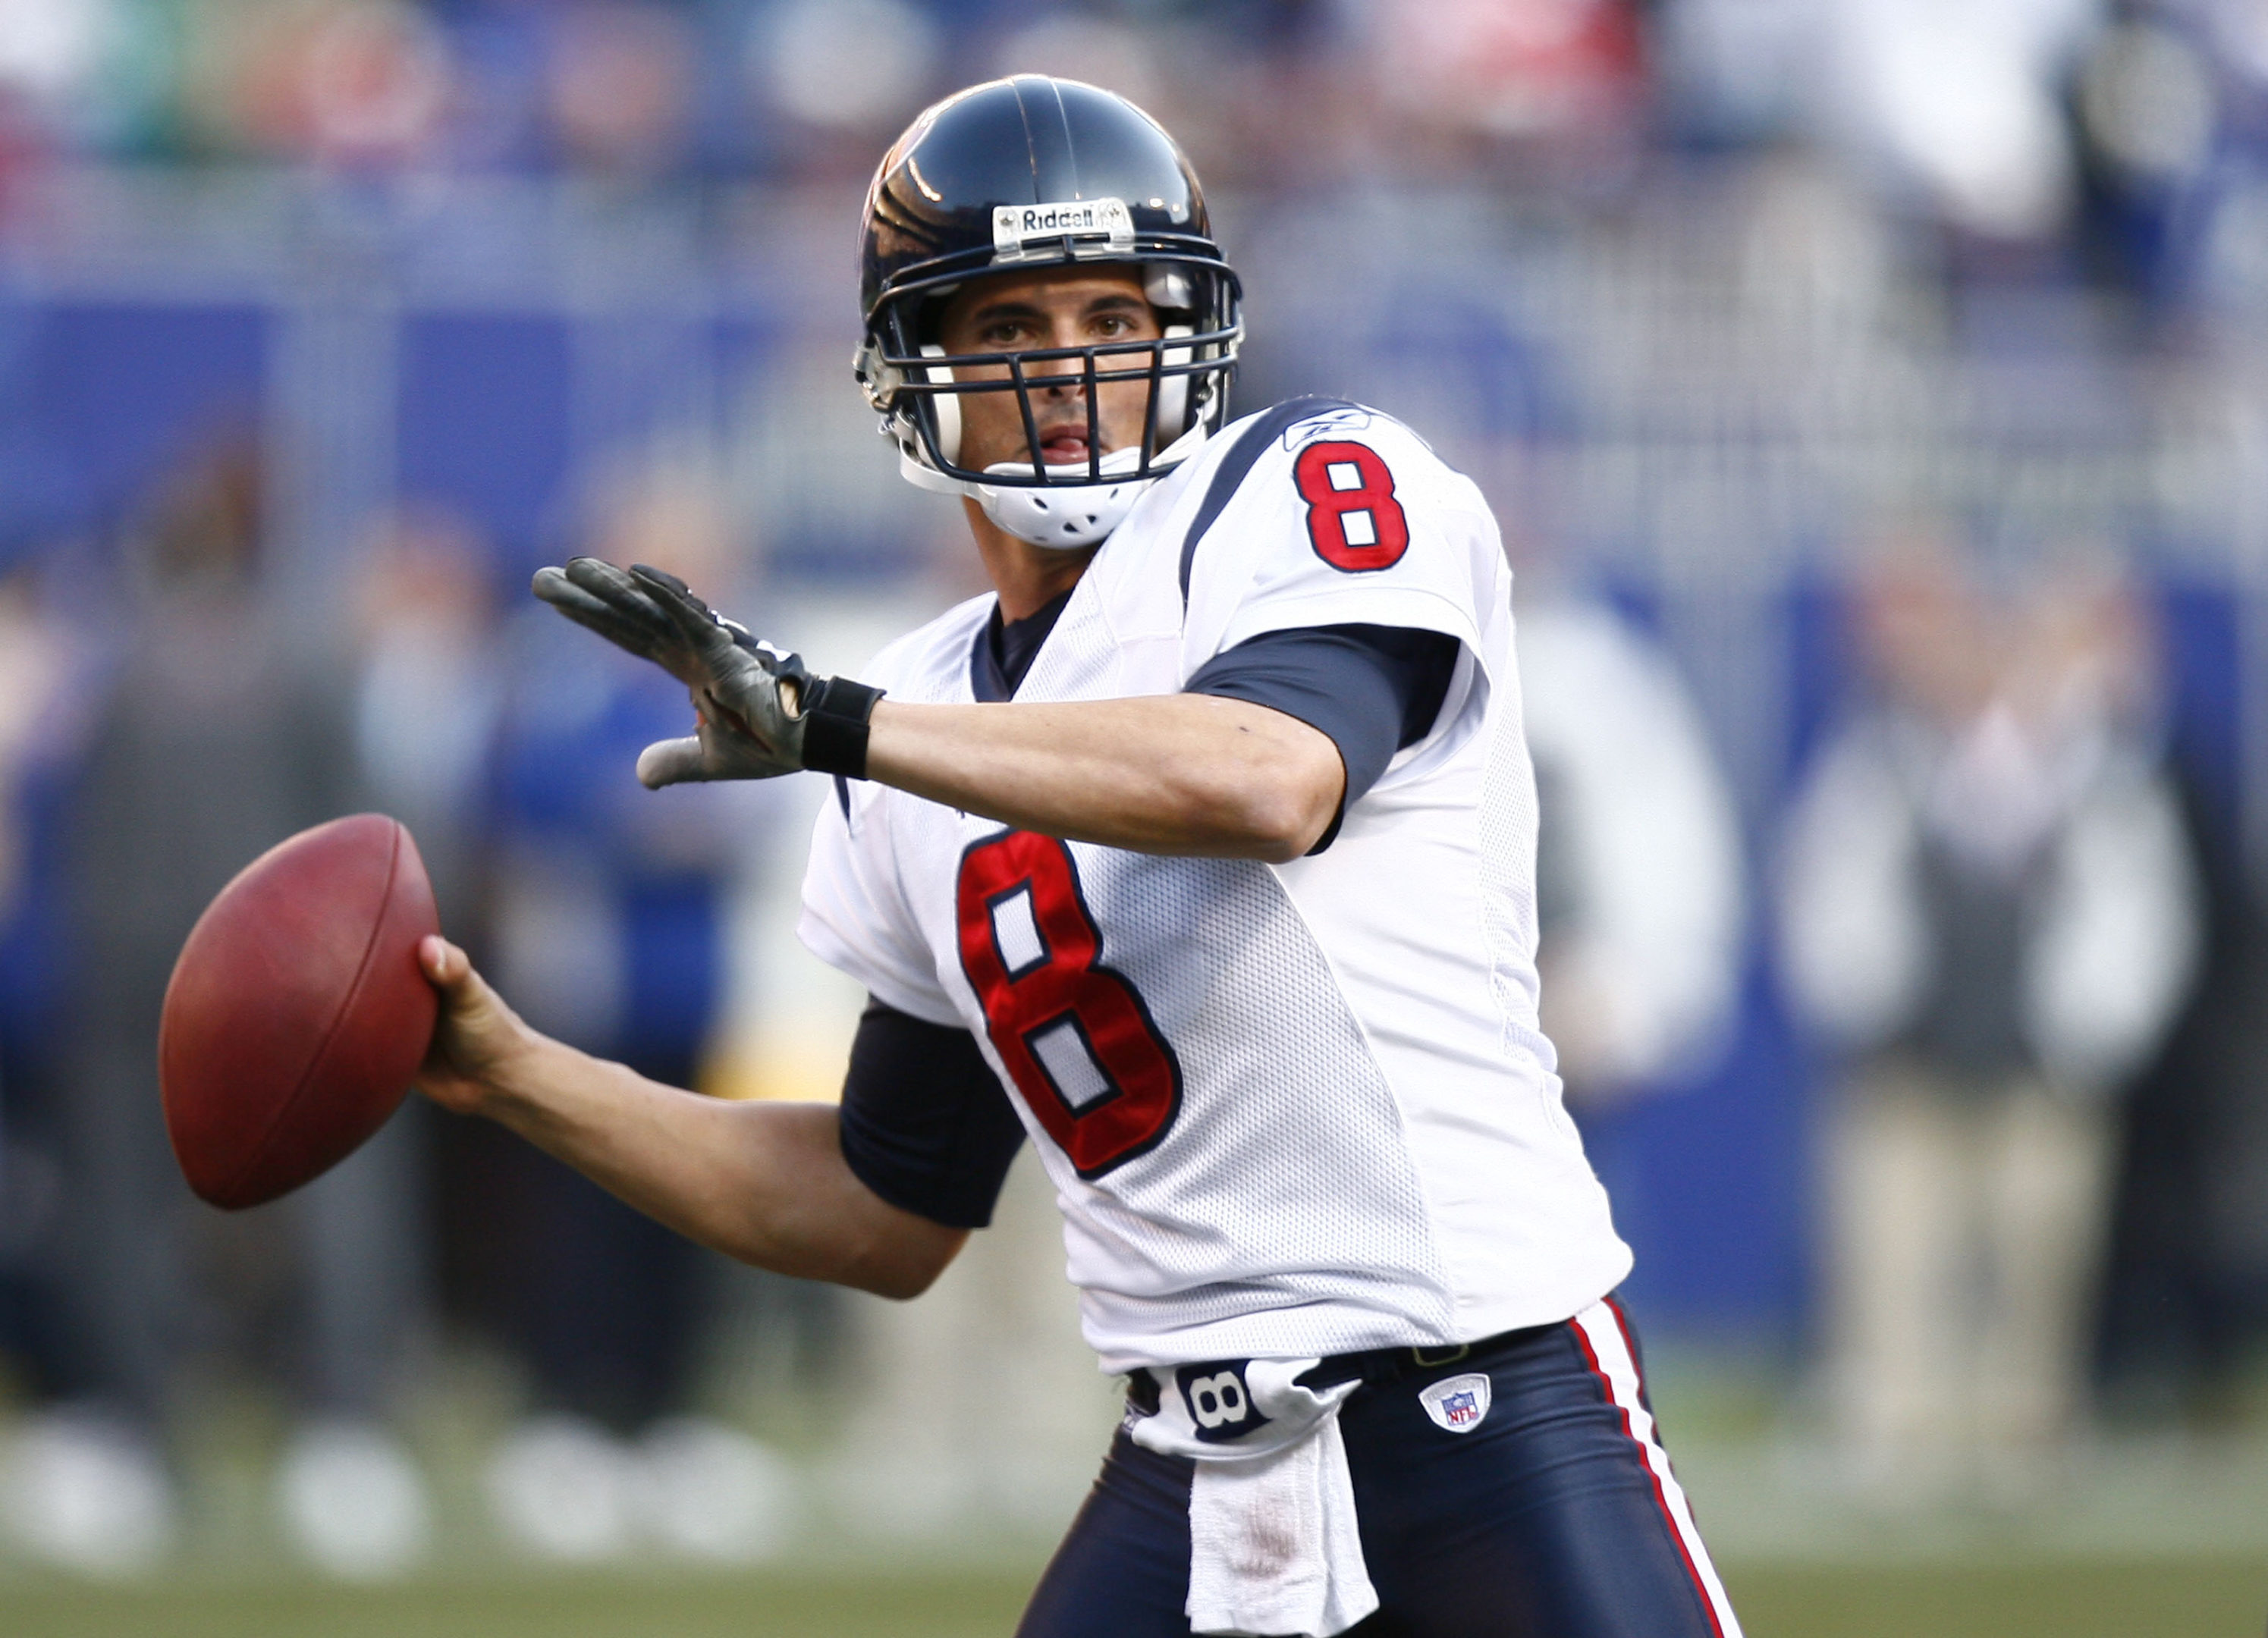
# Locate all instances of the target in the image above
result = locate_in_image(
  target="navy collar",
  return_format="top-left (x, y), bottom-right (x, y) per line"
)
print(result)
top-left (970, 586), bottom-right (1076, 702)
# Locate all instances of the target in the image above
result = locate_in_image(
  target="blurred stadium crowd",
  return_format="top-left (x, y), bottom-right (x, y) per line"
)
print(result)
top-left (1, 0), bottom-right (2266, 1582)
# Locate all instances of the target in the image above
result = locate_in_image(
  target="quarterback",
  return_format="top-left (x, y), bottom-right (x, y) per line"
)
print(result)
top-left (418, 77), bottom-right (1742, 1637)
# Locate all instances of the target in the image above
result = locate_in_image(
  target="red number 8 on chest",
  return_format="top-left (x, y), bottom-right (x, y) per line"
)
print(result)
top-left (955, 830), bottom-right (1184, 1178)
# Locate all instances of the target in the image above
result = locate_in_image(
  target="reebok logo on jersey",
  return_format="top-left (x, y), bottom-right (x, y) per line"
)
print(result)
top-left (1176, 1360), bottom-right (1272, 1444)
top-left (993, 198), bottom-right (1136, 260)
top-left (1281, 406), bottom-right (1372, 450)
top-left (1418, 1372), bottom-right (1492, 1433)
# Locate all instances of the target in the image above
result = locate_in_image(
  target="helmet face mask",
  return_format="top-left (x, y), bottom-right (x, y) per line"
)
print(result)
top-left (862, 281), bottom-right (1233, 479)
top-left (856, 77), bottom-right (1243, 548)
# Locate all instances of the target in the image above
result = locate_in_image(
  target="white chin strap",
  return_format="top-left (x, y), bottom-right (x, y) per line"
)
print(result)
top-left (900, 422), bottom-right (1208, 549)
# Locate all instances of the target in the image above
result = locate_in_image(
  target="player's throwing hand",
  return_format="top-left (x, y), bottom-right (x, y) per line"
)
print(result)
top-left (413, 934), bottom-right (535, 1118)
top-left (531, 556), bottom-right (883, 787)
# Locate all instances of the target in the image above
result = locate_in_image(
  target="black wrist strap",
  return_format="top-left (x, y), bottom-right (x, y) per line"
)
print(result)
top-left (799, 676), bottom-right (884, 778)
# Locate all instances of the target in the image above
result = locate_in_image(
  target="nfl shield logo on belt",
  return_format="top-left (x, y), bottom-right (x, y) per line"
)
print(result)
top-left (1418, 1372), bottom-right (1492, 1433)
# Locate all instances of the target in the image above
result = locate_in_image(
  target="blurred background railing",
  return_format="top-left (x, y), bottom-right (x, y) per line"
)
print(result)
top-left (2, 0), bottom-right (2266, 1597)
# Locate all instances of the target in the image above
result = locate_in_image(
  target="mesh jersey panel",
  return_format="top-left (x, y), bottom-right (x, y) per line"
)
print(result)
top-left (1049, 845), bottom-right (1456, 1349)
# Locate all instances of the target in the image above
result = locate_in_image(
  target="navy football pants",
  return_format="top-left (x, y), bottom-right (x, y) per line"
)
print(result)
top-left (1017, 1299), bottom-right (1740, 1638)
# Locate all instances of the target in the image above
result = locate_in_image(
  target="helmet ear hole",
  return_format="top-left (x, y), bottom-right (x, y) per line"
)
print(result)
top-left (919, 344), bottom-right (960, 466)
top-left (1145, 265), bottom-right (1195, 310)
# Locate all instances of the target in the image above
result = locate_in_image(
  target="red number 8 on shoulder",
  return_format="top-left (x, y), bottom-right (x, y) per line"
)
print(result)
top-left (1294, 441), bottom-right (1410, 572)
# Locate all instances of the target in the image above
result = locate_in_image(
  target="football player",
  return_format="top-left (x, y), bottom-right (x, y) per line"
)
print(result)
top-left (419, 77), bottom-right (1743, 1636)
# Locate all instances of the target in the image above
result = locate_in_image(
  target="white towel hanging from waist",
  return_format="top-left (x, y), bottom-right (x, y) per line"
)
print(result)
top-left (1127, 1358), bottom-right (1379, 1638)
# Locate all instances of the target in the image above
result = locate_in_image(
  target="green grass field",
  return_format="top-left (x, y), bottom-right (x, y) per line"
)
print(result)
top-left (1, 1558), bottom-right (2261, 1637)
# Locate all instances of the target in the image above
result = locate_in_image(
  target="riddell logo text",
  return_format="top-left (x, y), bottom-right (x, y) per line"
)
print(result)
top-left (1014, 204), bottom-right (1120, 233)
top-left (994, 199), bottom-right (1133, 249)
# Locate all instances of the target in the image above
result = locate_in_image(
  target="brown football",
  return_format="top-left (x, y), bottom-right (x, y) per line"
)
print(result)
top-left (159, 814), bottom-right (439, 1210)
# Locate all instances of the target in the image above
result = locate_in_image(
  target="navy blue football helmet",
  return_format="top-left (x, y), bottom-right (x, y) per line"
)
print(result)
top-left (855, 77), bottom-right (1242, 548)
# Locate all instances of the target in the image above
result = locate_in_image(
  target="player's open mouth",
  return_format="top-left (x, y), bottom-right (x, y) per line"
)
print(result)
top-left (1038, 431), bottom-right (1093, 465)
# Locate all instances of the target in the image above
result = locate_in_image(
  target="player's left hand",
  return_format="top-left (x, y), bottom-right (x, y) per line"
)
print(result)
top-left (532, 556), bottom-right (881, 786)
top-left (532, 555), bottom-right (767, 687)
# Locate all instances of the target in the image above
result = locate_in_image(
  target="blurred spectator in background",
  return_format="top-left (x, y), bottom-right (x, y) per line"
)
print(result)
top-left (545, 2), bottom-right (696, 178)
top-left (0, 556), bottom-right (63, 963)
top-left (2097, 712), bottom-right (2268, 1422)
top-left (2067, 2), bottom-right (2223, 316)
top-left (220, 0), bottom-right (455, 171)
top-left (473, 460), bottom-right (785, 1564)
top-left (1822, 0), bottom-right (2104, 246)
top-left (1662, 0), bottom-right (2226, 322)
top-left (752, 0), bottom-right (944, 177)
top-left (1520, 594), bottom-right (1746, 1108)
top-left (1776, 543), bottom-right (2200, 1500)
top-left (18, 434), bottom-right (397, 1574)
top-left (352, 507), bottom-right (501, 934)
top-left (8, 438), bottom-right (446, 1578)
top-left (0, 549), bottom-right (83, 1407)
top-left (1370, 0), bottom-right (1649, 187)
top-left (239, 507), bottom-right (526, 1580)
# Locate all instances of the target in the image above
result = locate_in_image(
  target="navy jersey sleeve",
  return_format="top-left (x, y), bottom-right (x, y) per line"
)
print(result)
top-left (837, 998), bottom-right (1026, 1229)
top-left (1183, 623), bottom-right (1459, 845)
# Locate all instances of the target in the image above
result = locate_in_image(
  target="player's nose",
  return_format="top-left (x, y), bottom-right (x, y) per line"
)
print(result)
top-left (1027, 349), bottom-right (1084, 389)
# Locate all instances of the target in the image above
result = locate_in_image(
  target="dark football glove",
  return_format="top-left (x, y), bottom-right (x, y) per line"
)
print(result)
top-left (530, 556), bottom-right (882, 787)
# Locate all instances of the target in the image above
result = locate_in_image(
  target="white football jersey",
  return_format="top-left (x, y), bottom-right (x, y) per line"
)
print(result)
top-left (800, 399), bottom-right (1632, 1373)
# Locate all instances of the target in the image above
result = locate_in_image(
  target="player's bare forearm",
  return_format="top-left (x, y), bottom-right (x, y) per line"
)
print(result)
top-left (863, 692), bottom-right (1344, 862)
top-left (413, 938), bottom-right (963, 1299)
top-left (482, 1056), bottom-right (957, 1298)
